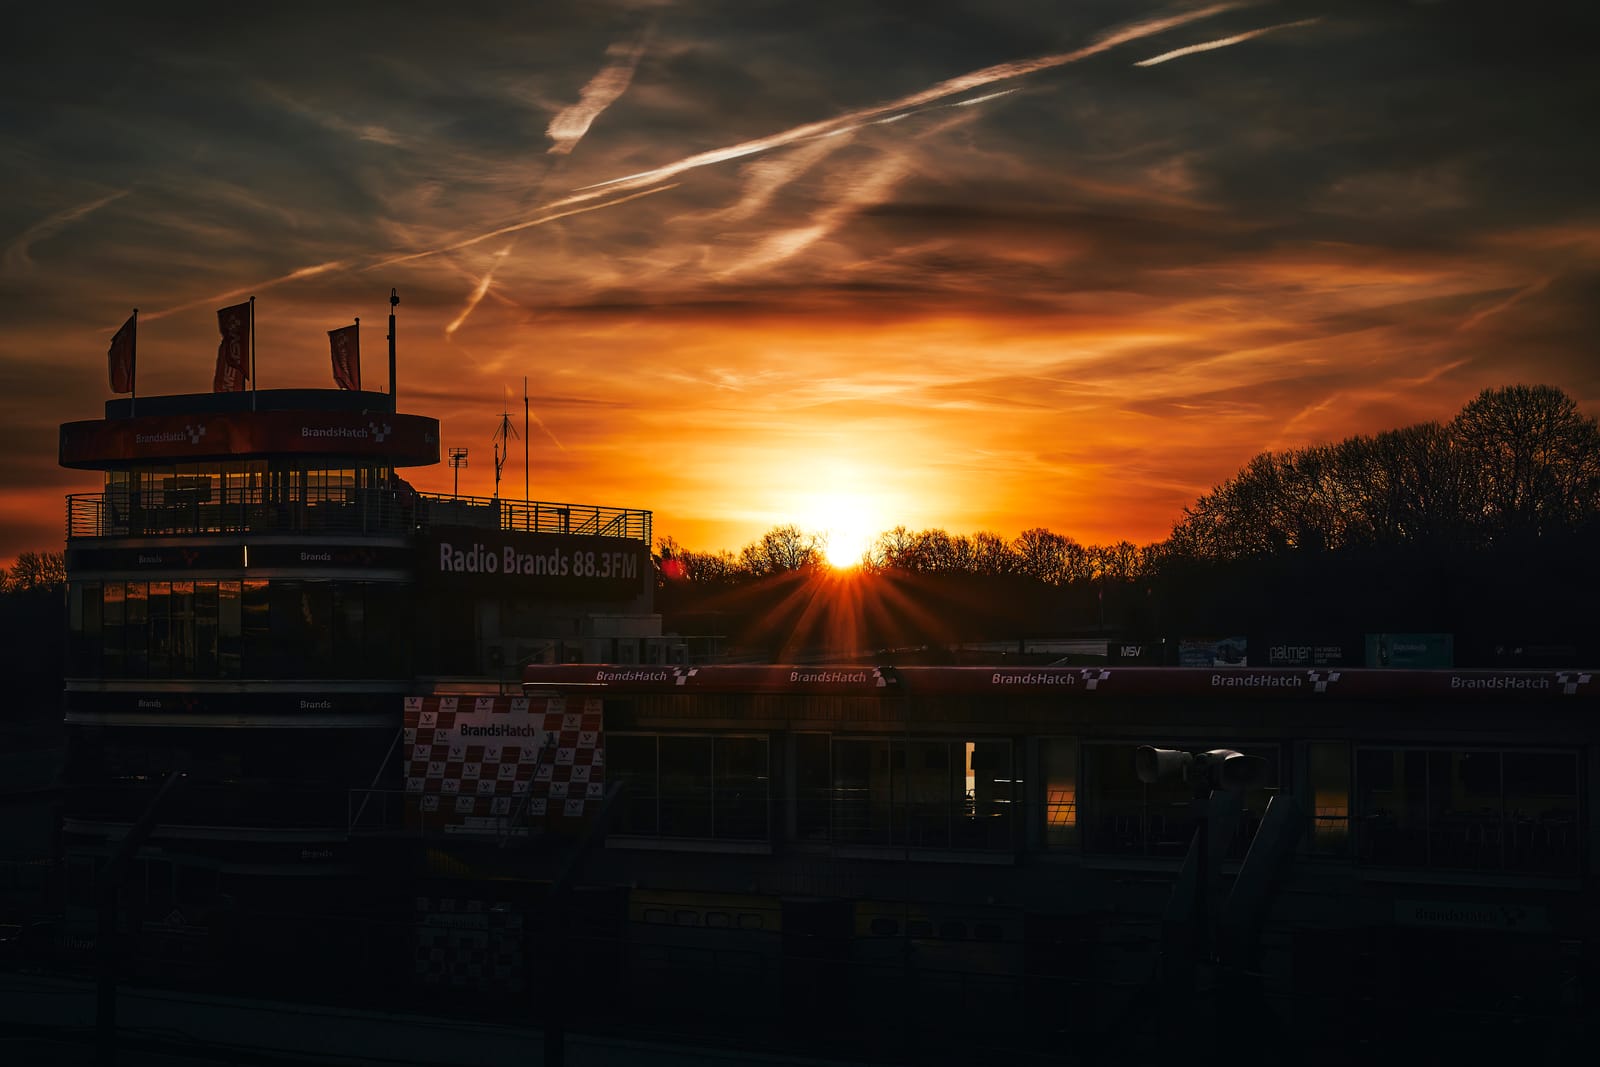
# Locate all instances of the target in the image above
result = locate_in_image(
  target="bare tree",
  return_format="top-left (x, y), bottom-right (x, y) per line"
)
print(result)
top-left (739, 524), bottom-right (824, 576)
top-left (1013, 528), bottom-right (1079, 585)
top-left (5, 550), bottom-right (66, 592)
top-left (1451, 384), bottom-right (1600, 541)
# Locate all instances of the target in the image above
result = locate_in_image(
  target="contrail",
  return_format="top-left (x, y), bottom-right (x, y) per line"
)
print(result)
top-left (1134, 18), bottom-right (1319, 67)
top-left (555, 3), bottom-right (1244, 209)
top-left (547, 40), bottom-right (647, 156)
top-left (445, 246), bottom-right (510, 336)
top-left (142, 260), bottom-right (347, 322)
top-left (366, 5), bottom-right (1243, 282)
top-left (158, 5), bottom-right (1253, 323)
top-left (1457, 277), bottom-right (1553, 332)
top-left (446, 37), bottom-right (648, 335)
top-left (369, 183), bottom-right (679, 269)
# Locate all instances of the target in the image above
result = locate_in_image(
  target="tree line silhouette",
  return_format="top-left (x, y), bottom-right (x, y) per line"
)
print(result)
top-left (657, 386), bottom-right (1600, 662)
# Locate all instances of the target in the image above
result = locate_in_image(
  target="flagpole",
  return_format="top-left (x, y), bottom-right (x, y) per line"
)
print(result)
top-left (130, 308), bottom-right (138, 418)
top-left (523, 375), bottom-right (529, 505)
top-left (249, 296), bottom-right (257, 412)
top-left (388, 288), bottom-right (399, 414)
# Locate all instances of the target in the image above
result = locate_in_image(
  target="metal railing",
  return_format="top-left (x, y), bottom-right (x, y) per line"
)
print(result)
top-left (66, 490), bottom-right (651, 544)
top-left (346, 788), bottom-right (538, 839)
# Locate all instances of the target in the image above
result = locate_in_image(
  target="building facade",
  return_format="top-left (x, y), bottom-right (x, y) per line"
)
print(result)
top-left (54, 387), bottom-right (658, 990)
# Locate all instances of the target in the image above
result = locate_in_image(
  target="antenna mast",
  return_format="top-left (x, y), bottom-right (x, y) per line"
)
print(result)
top-left (492, 408), bottom-right (519, 501)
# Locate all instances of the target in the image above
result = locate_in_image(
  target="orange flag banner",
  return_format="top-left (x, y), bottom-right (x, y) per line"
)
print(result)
top-left (213, 301), bottom-right (250, 392)
top-left (329, 322), bottom-right (360, 390)
top-left (108, 312), bottom-right (136, 393)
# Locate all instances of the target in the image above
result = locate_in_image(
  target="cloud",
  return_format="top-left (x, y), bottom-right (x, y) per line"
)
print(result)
top-left (547, 39), bottom-right (648, 156)
top-left (4, 190), bottom-right (130, 275)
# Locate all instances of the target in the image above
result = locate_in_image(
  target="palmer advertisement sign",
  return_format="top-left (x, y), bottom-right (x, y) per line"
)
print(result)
top-left (421, 525), bottom-right (647, 601)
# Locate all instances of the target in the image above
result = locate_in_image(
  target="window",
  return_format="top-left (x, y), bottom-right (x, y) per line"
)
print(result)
top-left (1084, 742), bottom-right (1280, 858)
top-left (609, 734), bottom-right (660, 835)
top-left (660, 736), bottom-right (713, 837)
top-left (608, 734), bottom-right (770, 842)
top-left (830, 738), bottom-right (1013, 851)
top-left (793, 733), bottom-right (831, 842)
top-left (103, 581), bottom-right (125, 675)
top-left (1356, 747), bottom-right (1579, 873)
top-left (1308, 742), bottom-right (1350, 855)
top-left (125, 582), bottom-right (148, 677)
top-left (714, 736), bottom-right (769, 840)
top-left (1040, 738), bottom-right (1079, 849)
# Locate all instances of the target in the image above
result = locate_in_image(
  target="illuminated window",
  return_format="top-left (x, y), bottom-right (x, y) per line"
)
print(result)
top-left (831, 738), bottom-right (1013, 851)
top-left (1041, 738), bottom-right (1079, 849)
top-left (1308, 742), bottom-right (1350, 855)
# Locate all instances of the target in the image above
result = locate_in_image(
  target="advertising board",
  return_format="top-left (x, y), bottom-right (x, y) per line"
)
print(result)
top-left (403, 694), bottom-right (603, 836)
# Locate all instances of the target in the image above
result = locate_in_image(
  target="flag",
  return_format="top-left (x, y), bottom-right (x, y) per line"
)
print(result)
top-left (213, 301), bottom-right (250, 392)
top-left (328, 323), bottom-right (360, 390)
top-left (108, 312), bottom-right (136, 393)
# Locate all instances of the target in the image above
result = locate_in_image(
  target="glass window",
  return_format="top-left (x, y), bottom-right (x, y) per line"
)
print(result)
top-left (713, 736), bottom-right (768, 840)
top-left (609, 734), bottom-right (659, 835)
top-left (1358, 748), bottom-right (1580, 873)
top-left (125, 582), bottom-right (148, 677)
top-left (241, 579), bottom-right (269, 677)
top-left (218, 581), bottom-right (243, 678)
top-left (1085, 743), bottom-right (1279, 858)
top-left (146, 581), bottom-right (171, 677)
top-left (1041, 738), bottom-right (1079, 849)
top-left (1308, 742), bottom-right (1349, 855)
top-left (832, 739), bottom-right (900, 846)
top-left (794, 733), bottom-right (831, 842)
top-left (68, 581), bottom-right (102, 676)
top-left (299, 581), bottom-right (334, 677)
top-left (962, 740), bottom-right (1013, 850)
top-left (831, 739), bottom-right (1011, 852)
top-left (1504, 752), bottom-right (1579, 874)
top-left (906, 740), bottom-right (951, 848)
top-left (170, 580), bottom-right (195, 677)
top-left (659, 736), bottom-right (713, 837)
top-left (609, 733), bottom-right (770, 842)
top-left (334, 584), bottom-right (365, 679)
top-left (103, 581), bottom-right (126, 676)
top-left (194, 581), bottom-right (219, 677)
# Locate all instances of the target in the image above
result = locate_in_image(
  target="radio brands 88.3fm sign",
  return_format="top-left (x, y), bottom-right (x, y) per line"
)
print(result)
top-left (420, 525), bottom-right (647, 602)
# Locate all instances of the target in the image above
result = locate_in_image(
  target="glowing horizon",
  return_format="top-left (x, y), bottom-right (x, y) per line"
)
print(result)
top-left (3, 3), bottom-right (1597, 568)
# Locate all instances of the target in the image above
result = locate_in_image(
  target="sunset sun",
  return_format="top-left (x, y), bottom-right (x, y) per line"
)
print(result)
top-left (806, 492), bottom-right (883, 569)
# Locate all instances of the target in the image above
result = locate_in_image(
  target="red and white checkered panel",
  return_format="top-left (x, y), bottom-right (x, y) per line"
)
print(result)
top-left (412, 896), bottom-right (524, 991)
top-left (403, 695), bottom-right (604, 836)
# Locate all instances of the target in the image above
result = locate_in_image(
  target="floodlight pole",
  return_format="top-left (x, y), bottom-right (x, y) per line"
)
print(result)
top-left (1191, 779), bottom-right (1212, 965)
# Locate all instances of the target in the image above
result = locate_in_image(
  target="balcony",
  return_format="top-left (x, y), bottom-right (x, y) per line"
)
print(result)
top-left (65, 490), bottom-right (651, 544)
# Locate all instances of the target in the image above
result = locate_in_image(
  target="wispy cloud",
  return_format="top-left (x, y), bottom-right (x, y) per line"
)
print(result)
top-left (715, 135), bottom-right (858, 224)
top-left (4, 190), bottom-right (130, 275)
top-left (257, 83), bottom-right (405, 146)
top-left (547, 40), bottom-right (647, 156)
top-left (1456, 276), bottom-right (1553, 332)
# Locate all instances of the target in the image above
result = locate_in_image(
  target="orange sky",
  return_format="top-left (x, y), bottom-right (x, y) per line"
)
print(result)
top-left (3, 2), bottom-right (1598, 567)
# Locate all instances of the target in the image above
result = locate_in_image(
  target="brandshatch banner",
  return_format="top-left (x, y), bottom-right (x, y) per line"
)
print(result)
top-left (403, 694), bottom-right (604, 836)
